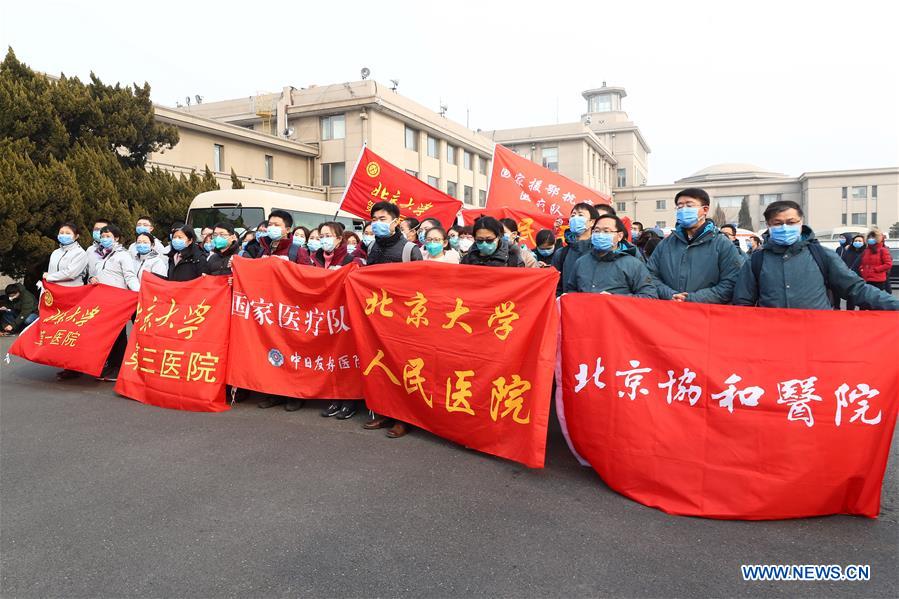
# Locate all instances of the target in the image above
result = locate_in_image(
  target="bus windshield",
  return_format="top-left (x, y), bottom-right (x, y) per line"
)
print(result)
top-left (187, 206), bottom-right (266, 233)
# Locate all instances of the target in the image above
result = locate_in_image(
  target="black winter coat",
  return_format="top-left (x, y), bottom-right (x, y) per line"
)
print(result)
top-left (167, 243), bottom-right (210, 281)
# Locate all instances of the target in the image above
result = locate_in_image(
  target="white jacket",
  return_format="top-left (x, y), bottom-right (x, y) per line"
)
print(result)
top-left (133, 251), bottom-right (168, 287)
top-left (93, 245), bottom-right (140, 291)
top-left (46, 242), bottom-right (88, 287)
top-left (128, 238), bottom-right (167, 260)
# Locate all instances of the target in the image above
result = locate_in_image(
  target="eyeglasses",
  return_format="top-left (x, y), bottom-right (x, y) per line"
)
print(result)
top-left (475, 237), bottom-right (496, 244)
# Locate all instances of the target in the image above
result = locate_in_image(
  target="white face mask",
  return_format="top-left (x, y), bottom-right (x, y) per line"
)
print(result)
top-left (458, 238), bottom-right (474, 252)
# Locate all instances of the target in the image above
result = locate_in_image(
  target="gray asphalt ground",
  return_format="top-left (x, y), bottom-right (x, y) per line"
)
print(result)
top-left (1, 335), bottom-right (897, 598)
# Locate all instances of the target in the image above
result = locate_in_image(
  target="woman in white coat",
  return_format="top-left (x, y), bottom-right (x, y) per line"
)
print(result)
top-left (43, 222), bottom-right (88, 287)
top-left (132, 231), bottom-right (168, 287)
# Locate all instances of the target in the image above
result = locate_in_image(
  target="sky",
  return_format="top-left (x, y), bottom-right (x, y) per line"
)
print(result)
top-left (2, 0), bottom-right (897, 184)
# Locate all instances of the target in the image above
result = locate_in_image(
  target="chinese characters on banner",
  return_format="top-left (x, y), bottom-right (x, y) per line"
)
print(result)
top-left (338, 147), bottom-right (462, 228)
top-left (115, 273), bottom-right (231, 412)
top-left (460, 206), bottom-right (558, 248)
top-left (345, 262), bottom-right (559, 468)
top-left (9, 281), bottom-right (137, 376)
top-left (486, 144), bottom-right (611, 221)
top-left (227, 257), bottom-right (362, 399)
top-left (558, 293), bottom-right (899, 519)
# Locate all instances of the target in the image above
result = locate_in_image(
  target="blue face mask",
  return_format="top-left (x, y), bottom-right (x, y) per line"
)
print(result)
top-left (417, 229), bottom-right (427, 243)
top-left (99, 237), bottom-right (114, 249)
top-left (241, 241), bottom-right (248, 250)
top-left (838, 237), bottom-right (846, 245)
top-left (307, 239), bottom-right (323, 252)
top-left (321, 237), bottom-right (336, 252)
top-left (568, 215), bottom-right (588, 235)
top-left (448, 236), bottom-right (460, 249)
top-left (136, 225), bottom-right (150, 235)
top-left (92, 230), bottom-right (102, 242)
top-left (564, 229), bottom-right (578, 244)
top-left (346, 244), bottom-right (357, 254)
top-left (591, 231), bottom-right (616, 252)
top-left (292, 235), bottom-right (306, 247)
top-left (476, 240), bottom-right (498, 256)
top-left (503, 233), bottom-right (512, 243)
top-left (536, 247), bottom-right (554, 257)
top-left (852, 241), bottom-right (864, 249)
top-left (57, 233), bottom-right (74, 246)
top-left (135, 242), bottom-right (151, 255)
top-left (171, 238), bottom-right (187, 252)
top-left (372, 221), bottom-right (392, 238)
top-left (676, 206), bottom-right (700, 227)
top-left (361, 234), bottom-right (375, 246)
top-left (213, 236), bottom-right (229, 250)
top-left (203, 242), bottom-right (213, 252)
top-left (267, 226), bottom-right (283, 241)
top-left (425, 241), bottom-right (444, 256)
top-left (769, 224), bottom-right (801, 246)
top-left (255, 231), bottom-right (267, 241)
top-left (866, 238), bottom-right (877, 246)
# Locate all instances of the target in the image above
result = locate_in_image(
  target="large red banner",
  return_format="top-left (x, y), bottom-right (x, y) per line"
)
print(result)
top-left (9, 282), bottom-right (137, 376)
top-left (115, 274), bottom-right (231, 412)
top-left (559, 293), bottom-right (899, 519)
top-left (345, 262), bottom-right (559, 467)
top-left (339, 147), bottom-right (462, 228)
top-left (486, 144), bottom-right (610, 220)
top-left (460, 206), bottom-right (558, 248)
top-left (227, 257), bottom-right (362, 399)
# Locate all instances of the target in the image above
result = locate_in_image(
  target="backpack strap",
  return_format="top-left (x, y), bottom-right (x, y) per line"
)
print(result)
top-left (807, 242), bottom-right (830, 290)
top-left (402, 242), bottom-right (414, 263)
top-left (751, 249), bottom-right (764, 284)
top-left (288, 244), bottom-right (298, 262)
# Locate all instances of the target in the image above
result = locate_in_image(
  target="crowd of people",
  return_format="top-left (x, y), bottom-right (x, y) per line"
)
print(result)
top-left (2, 187), bottom-right (896, 436)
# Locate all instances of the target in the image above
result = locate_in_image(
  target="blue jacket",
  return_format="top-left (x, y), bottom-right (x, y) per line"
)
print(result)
top-left (733, 227), bottom-right (899, 310)
top-left (646, 221), bottom-right (743, 303)
top-left (551, 238), bottom-right (592, 296)
top-left (566, 242), bottom-right (658, 298)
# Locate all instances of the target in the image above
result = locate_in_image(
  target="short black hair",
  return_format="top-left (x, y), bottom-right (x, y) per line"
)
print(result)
top-left (720, 224), bottom-right (737, 234)
top-left (675, 188), bottom-right (711, 206)
top-left (498, 218), bottom-right (518, 233)
top-left (59, 222), bottom-right (80, 236)
top-left (632, 221), bottom-right (644, 229)
top-left (93, 218), bottom-right (110, 227)
top-left (100, 224), bottom-right (122, 239)
top-left (371, 201), bottom-right (400, 220)
top-left (751, 235), bottom-right (762, 244)
top-left (535, 229), bottom-right (555, 246)
top-left (763, 200), bottom-right (803, 222)
top-left (595, 214), bottom-right (627, 235)
top-left (402, 217), bottom-right (420, 231)
top-left (5, 283), bottom-right (20, 295)
top-left (268, 209), bottom-right (293, 228)
top-left (213, 221), bottom-right (236, 234)
top-left (422, 217), bottom-right (442, 229)
top-left (137, 215), bottom-right (153, 224)
top-left (472, 216), bottom-right (504, 239)
top-left (170, 221), bottom-right (186, 231)
top-left (173, 225), bottom-right (197, 241)
top-left (135, 232), bottom-right (155, 244)
top-left (572, 202), bottom-right (600, 220)
top-left (596, 203), bottom-right (616, 216)
top-left (291, 225), bottom-right (310, 239)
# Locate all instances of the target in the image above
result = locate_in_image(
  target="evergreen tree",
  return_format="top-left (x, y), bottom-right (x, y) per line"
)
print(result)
top-left (230, 167), bottom-right (245, 189)
top-left (738, 197), bottom-right (752, 229)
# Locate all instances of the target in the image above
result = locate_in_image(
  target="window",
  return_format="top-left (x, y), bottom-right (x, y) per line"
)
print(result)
top-left (405, 169), bottom-right (418, 178)
top-left (851, 186), bottom-right (867, 199)
top-left (446, 181), bottom-right (457, 198)
top-left (872, 185), bottom-right (878, 198)
top-left (715, 196), bottom-right (744, 209)
top-left (841, 214), bottom-right (847, 225)
top-left (427, 175), bottom-right (439, 188)
top-left (872, 212), bottom-right (878, 225)
top-left (479, 156), bottom-right (488, 175)
top-left (405, 126), bottom-right (418, 151)
top-left (590, 94), bottom-right (612, 112)
top-left (616, 202), bottom-right (627, 212)
top-left (446, 145), bottom-right (456, 165)
top-left (655, 199), bottom-right (667, 210)
top-left (851, 212), bottom-right (867, 225)
top-left (463, 151), bottom-right (472, 170)
top-left (760, 193), bottom-right (781, 205)
top-left (617, 168), bottom-right (626, 187)
top-left (479, 189), bottom-right (487, 207)
top-left (464, 185), bottom-right (473, 203)
top-left (322, 162), bottom-right (346, 187)
top-left (655, 220), bottom-right (666, 228)
top-left (541, 147), bottom-right (559, 172)
top-left (264, 155), bottom-right (273, 179)
top-left (427, 135), bottom-right (439, 159)
top-left (320, 115), bottom-right (345, 140)
top-left (841, 186), bottom-right (847, 199)
top-left (213, 144), bottom-right (224, 172)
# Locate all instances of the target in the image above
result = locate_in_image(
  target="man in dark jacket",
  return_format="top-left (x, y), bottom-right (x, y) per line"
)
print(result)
top-left (647, 187), bottom-right (744, 303)
top-left (460, 216), bottom-right (524, 267)
top-left (1, 283), bottom-right (38, 334)
top-left (733, 201), bottom-right (899, 311)
top-left (257, 210), bottom-right (294, 259)
top-left (552, 202), bottom-right (600, 295)
top-left (366, 201), bottom-right (422, 266)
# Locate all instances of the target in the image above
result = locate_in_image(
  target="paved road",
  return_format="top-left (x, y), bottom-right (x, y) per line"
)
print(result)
top-left (1, 337), bottom-right (897, 598)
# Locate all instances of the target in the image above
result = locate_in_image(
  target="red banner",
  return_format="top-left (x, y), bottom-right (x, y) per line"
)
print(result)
top-left (461, 206), bottom-right (559, 248)
top-left (227, 257), bottom-right (362, 399)
top-left (339, 147), bottom-right (462, 228)
top-left (9, 282), bottom-right (137, 376)
top-left (486, 144), bottom-right (610, 221)
top-left (559, 293), bottom-right (899, 519)
top-left (115, 274), bottom-right (231, 412)
top-left (345, 262), bottom-right (559, 467)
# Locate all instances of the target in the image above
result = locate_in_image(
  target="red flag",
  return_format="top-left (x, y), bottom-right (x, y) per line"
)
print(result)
top-left (227, 257), bottom-right (362, 399)
top-left (486, 144), bottom-right (610, 221)
top-left (460, 206), bottom-right (558, 248)
top-left (345, 262), bottom-right (559, 468)
top-left (339, 147), bottom-right (462, 228)
top-left (115, 274), bottom-right (231, 412)
top-left (9, 282), bottom-right (137, 376)
top-left (559, 293), bottom-right (899, 519)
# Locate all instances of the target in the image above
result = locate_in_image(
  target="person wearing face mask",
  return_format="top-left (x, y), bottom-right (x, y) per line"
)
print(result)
top-left (306, 228), bottom-right (323, 256)
top-left (857, 229), bottom-right (893, 303)
top-left (132, 231), bottom-right (168, 284)
top-left (421, 226), bottom-right (460, 263)
top-left (416, 217), bottom-right (441, 246)
top-left (342, 230), bottom-right (367, 264)
top-left (256, 210), bottom-right (296, 260)
top-left (399, 216), bottom-right (421, 245)
top-left (719, 224), bottom-right (747, 261)
top-left (566, 215), bottom-right (657, 297)
top-left (207, 222), bottom-right (242, 276)
top-left (733, 201), bottom-right (899, 310)
top-left (44, 222), bottom-right (88, 288)
top-left (838, 235), bottom-right (866, 310)
top-left (86, 224), bottom-right (139, 381)
top-left (454, 226), bottom-right (475, 257)
top-left (631, 221), bottom-right (644, 242)
top-left (746, 235), bottom-right (762, 255)
top-left (533, 229), bottom-right (557, 266)
top-left (552, 203), bottom-right (600, 295)
top-left (127, 217), bottom-right (165, 259)
top-left (499, 218), bottom-right (538, 268)
top-left (83, 218), bottom-right (110, 284)
top-left (285, 226), bottom-right (313, 266)
top-left (362, 202), bottom-right (422, 438)
top-left (242, 221), bottom-right (268, 259)
top-left (647, 188), bottom-right (743, 304)
top-left (460, 216), bottom-right (524, 267)
top-left (360, 222), bottom-right (376, 253)
top-left (834, 233), bottom-right (853, 260)
top-left (201, 233), bottom-right (214, 256)
top-left (165, 225), bottom-right (210, 282)
top-left (0, 283), bottom-right (38, 336)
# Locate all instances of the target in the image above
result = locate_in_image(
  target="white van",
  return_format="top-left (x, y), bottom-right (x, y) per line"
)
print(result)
top-left (186, 189), bottom-right (364, 235)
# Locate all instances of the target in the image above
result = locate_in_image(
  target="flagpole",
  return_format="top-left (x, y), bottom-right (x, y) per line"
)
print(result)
top-left (334, 142), bottom-right (366, 221)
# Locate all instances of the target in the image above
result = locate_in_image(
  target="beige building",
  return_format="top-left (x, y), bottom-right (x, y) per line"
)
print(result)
top-left (612, 164), bottom-right (899, 236)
